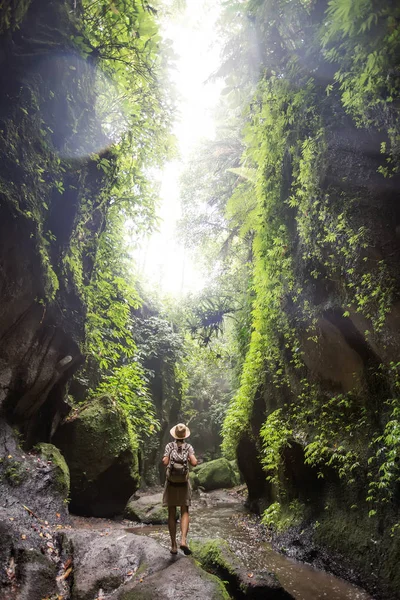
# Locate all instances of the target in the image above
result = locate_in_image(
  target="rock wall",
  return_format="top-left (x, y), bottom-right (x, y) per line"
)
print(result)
top-left (236, 110), bottom-right (400, 598)
top-left (0, 0), bottom-right (112, 446)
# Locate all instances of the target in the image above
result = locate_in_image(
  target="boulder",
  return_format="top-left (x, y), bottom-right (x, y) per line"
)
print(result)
top-left (0, 421), bottom-right (70, 600)
top-left (35, 442), bottom-right (70, 499)
top-left (53, 395), bottom-right (139, 517)
top-left (124, 492), bottom-right (169, 524)
top-left (189, 470), bottom-right (200, 491)
top-left (191, 538), bottom-right (294, 599)
top-left (194, 458), bottom-right (239, 491)
top-left (119, 557), bottom-right (230, 600)
top-left (65, 529), bottom-right (229, 600)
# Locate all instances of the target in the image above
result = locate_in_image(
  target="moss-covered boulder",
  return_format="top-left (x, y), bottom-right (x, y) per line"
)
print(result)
top-left (124, 492), bottom-right (169, 524)
top-left (53, 395), bottom-right (139, 516)
top-left (194, 458), bottom-right (239, 491)
top-left (191, 538), bottom-right (294, 599)
top-left (190, 470), bottom-right (200, 491)
top-left (35, 443), bottom-right (70, 498)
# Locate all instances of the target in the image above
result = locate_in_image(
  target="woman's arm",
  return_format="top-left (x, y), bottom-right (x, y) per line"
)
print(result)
top-left (189, 454), bottom-right (197, 467)
top-left (162, 442), bottom-right (171, 466)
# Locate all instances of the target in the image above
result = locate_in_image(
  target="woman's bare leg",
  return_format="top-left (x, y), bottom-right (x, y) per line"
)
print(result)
top-left (180, 505), bottom-right (189, 546)
top-left (168, 506), bottom-right (177, 552)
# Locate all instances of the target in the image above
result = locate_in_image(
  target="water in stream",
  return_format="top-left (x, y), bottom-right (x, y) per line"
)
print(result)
top-left (127, 490), bottom-right (373, 600)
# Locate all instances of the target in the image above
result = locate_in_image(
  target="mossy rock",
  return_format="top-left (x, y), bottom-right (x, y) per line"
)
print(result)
top-left (53, 395), bottom-right (139, 516)
top-left (191, 538), bottom-right (238, 578)
top-left (119, 556), bottom-right (231, 600)
top-left (194, 458), bottom-right (238, 491)
top-left (35, 443), bottom-right (70, 498)
top-left (190, 470), bottom-right (199, 491)
top-left (124, 493), bottom-right (169, 524)
top-left (192, 538), bottom-right (293, 599)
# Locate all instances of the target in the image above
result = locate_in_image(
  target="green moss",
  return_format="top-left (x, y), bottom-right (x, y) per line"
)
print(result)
top-left (189, 470), bottom-right (199, 490)
top-left (315, 509), bottom-right (400, 596)
top-left (58, 395), bottom-right (140, 495)
top-left (195, 458), bottom-right (237, 491)
top-left (261, 500), bottom-right (306, 533)
top-left (3, 459), bottom-right (27, 486)
top-left (0, 0), bottom-right (32, 33)
top-left (35, 443), bottom-right (70, 498)
top-left (191, 539), bottom-right (237, 578)
top-left (124, 502), bottom-right (169, 524)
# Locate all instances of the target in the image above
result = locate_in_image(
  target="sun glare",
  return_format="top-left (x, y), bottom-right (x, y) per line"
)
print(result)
top-left (135, 0), bottom-right (222, 297)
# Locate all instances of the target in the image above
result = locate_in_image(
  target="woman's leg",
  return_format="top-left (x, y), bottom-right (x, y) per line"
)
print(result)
top-left (168, 506), bottom-right (177, 552)
top-left (180, 505), bottom-right (189, 547)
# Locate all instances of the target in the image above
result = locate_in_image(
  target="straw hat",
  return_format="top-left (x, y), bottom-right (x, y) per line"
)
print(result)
top-left (170, 423), bottom-right (190, 439)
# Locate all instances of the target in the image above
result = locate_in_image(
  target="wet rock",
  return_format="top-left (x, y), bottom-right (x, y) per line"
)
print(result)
top-left (124, 492), bottom-right (169, 524)
top-left (35, 442), bottom-right (70, 499)
top-left (119, 557), bottom-right (230, 600)
top-left (53, 395), bottom-right (140, 517)
top-left (0, 422), bottom-right (70, 600)
top-left (191, 538), bottom-right (294, 599)
top-left (194, 458), bottom-right (239, 491)
top-left (65, 529), bottom-right (229, 600)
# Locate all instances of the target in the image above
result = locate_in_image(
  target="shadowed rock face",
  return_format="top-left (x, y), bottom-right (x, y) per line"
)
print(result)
top-left (0, 204), bottom-right (84, 445)
top-left (0, 419), bottom-right (71, 600)
top-left (0, 0), bottom-right (112, 448)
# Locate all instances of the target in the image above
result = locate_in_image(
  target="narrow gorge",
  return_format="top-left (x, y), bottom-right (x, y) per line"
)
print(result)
top-left (0, 1), bottom-right (399, 599)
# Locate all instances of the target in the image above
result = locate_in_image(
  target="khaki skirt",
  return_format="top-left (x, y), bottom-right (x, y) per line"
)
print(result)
top-left (162, 479), bottom-right (192, 507)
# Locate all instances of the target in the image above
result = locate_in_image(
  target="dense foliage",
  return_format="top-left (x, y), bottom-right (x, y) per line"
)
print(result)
top-left (178, 0), bottom-right (400, 536)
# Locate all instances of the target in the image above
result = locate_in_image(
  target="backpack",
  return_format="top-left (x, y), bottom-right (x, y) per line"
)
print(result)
top-left (166, 442), bottom-right (189, 483)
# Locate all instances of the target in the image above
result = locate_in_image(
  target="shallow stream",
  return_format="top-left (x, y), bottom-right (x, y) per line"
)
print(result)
top-left (127, 490), bottom-right (373, 600)
top-left (70, 489), bottom-right (373, 600)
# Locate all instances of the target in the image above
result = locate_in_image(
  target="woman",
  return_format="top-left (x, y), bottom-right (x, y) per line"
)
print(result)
top-left (162, 423), bottom-right (197, 555)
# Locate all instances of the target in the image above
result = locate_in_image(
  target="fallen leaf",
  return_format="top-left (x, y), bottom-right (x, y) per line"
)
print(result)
top-left (56, 566), bottom-right (72, 581)
top-left (9, 517), bottom-right (14, 521)
top-left (139, 578), bottom-right (143, 583)
top-left (127, 571), bottom-right (133, 576)
top-left (56, 513), bottom-right (60, 518)
top-left (7, 454), bottom-right (12, 459)
top-left (64, 557), bottom-right (72, 570)
top-left (247, 573), bottom-right (254, 578)
top-left (21, 534), bottom-right (27, 540)
top-left (6, 556), bottom-right (16, 581)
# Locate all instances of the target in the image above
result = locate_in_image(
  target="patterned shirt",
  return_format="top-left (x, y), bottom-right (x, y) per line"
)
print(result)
top-left (164, 441), bottom-right (194, 457)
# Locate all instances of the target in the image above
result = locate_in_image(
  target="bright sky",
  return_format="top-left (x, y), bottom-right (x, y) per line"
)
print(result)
top-left (135, 0), bottom-right (223, 297)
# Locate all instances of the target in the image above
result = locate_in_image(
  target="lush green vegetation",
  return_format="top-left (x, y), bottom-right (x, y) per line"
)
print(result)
top-left (177, 0), bottom-right (400, 534)
top-left (5, 0), bottom-right (400, 546)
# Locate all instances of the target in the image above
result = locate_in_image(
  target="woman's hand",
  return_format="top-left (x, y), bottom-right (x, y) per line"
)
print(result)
top-left (162, 455), bottom-right (169, 466)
